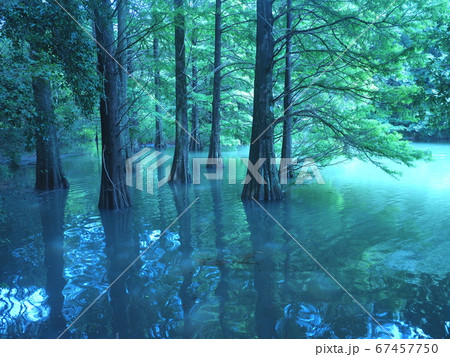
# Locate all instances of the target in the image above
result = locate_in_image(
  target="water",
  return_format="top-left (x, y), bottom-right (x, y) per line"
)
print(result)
top-left (1, 143), bottom-right (449, 339)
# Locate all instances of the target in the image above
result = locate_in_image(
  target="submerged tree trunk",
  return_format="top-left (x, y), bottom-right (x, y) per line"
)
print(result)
top-left (241, 0), bottom-right (282, 201)
top-left (31, 59), bottom-right (69, 191)
top-left (170, 0), bottom-right (192, 183)
top-left (207, 0), bottom-right (222, 167)
top-left (189, 42), bottom-right (201, 152)
top-left (280, 0), bottom-right (294, 179)
top-left (95, 0), bottom-right (131, 209)
top-left (153, 36), bottom-right (166, 150)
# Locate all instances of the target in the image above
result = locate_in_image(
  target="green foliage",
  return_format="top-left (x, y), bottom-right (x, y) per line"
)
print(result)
top-left (0, 0), bottom-right (447, 178)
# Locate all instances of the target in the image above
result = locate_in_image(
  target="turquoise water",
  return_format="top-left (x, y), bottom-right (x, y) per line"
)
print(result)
top-left (0, 143), bottom-right (449, 338)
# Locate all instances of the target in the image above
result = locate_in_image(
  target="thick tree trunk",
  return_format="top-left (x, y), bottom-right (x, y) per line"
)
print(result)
top-left (207, 0), bottom-right (222, 167)
top-left (117, 0), bottom-right (132, 157)
top-left (241, 0), bottom-right (282, 200)
top-left (280, 0), bottom-right (294, 178)
top-left (189, 51), bottom-right (201, 151)
top-left (95, 0), bottom-right (131, 210)
top-left (153, 36), bottom-right (166, 150)
top-left (31, 65), bottom-right (69, 191)
top-left (170, 0), bottom-right (192, 183)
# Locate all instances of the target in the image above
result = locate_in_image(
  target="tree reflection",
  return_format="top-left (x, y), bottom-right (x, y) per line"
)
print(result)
top-left (39, 189), bottom-right (68, 338)
top-left (210, 180), bottom-right (229, 337)
top-left (171, 184), bottom-right (195, 338)
top-left (101, 208), bottom-right (142, 338)
top-left (243, 201), bottom-right (279, 338)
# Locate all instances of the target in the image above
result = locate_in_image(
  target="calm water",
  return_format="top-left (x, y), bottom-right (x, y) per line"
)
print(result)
top-left (1, 143), bottom-right (449, 339)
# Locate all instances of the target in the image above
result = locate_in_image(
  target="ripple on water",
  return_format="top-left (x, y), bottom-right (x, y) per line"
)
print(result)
top-left (371, 320), bottom-right (430, 338)
top-left (0, 287), bottom-right (49, 335)
top-left (279, 303), bottom-right (335, 338)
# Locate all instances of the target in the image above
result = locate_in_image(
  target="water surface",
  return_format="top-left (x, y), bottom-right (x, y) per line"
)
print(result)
top-left (1, 143), bottom-right (449, 338)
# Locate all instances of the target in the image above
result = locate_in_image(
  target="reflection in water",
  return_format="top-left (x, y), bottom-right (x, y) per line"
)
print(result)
top-left (210, 180), bottom-right (229, 338)
top-left (244, 202), bottom-right (278, 338)
top-left (1, 144), bottom-right (450, 338)
top-left (39, 190), bottom-right (68, 338)
top-left (101, 209), bottom-right (143, 338)
top-left (171, 184), bottom-right (195, 338)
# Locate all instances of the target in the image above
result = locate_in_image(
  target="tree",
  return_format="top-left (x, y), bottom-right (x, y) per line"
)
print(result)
top-left (241, 0), bottom-right (283, 201)
top-left (0, 0), bottom-right (98, 191)
top-left (31, 50), bottom-right (69, 191)
top-left (189, 30), bottom-right (202, 152)
top-left (169, 0), bottom-right (192, 183)
top-left (279, 0), bottom-right (293, 178)
top-left (94, 0), bottom-right (131, 209)
top-left (153, 35), bottom-right (166, 149)
top-left (117, 0), bottom-right (133, 157)
top-left (207, 0), bottom-right (223, 167)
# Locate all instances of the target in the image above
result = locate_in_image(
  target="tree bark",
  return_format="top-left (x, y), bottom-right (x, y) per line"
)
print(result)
top-left (95, 0), bottom-right (131, 209)
top-left (280, 0), bottom-right (294, 178)
top-left (30, 51), bottom-right (69, 192)
top-left (153, 36), bottom-right (166, 150)
top-left (169, 0), bottom-right (192, 183)
top-left (207, 0), bottom-right (222, 167)
top-left (241, 0), bottom-right (282, 200)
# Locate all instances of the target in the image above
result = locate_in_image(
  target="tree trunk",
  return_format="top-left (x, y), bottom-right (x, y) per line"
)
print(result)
top-left (30, 52), bottom-right (69, 191)
top-left (153, 36), bottom-right (166, 150)
top-left (241, 0), bottom-right (282, 200)
top-left (94, 0), bottom-right (131, 210)
top-left (170, 0), bottom-right (192, 183)
top-left (207, 0), bottom-right (222, 167)
top-left (280, 0), bottom-right (294, 177)
top-left (189, 45), bottom-right (201, 152)
top-left (117, 0), bottom-right (132, 157)
top-left (280, 0), bottom-right (294, 178)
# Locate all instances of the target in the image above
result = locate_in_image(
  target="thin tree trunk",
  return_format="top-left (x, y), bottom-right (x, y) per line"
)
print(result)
top-left (153, 36), bottom-right (166, 149)
top-left (189, 44), bottom-right (201, 152)
top-left (117, 0), bottom-right (132, 157)
top-left (170, 0), bottom-right (192, 183)
top-left (241, 0), bottom-right (282, 200)
top-left (207, 0), bottom-right (222, 167)
top-left (30, 46), bottom-right (69, 191)
top-left (95, 0), bottom-right (131, 209)
top-left (280, 0), bottom-right (294, 178)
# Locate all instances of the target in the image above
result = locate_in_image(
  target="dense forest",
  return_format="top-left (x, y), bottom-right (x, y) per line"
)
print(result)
top-left (0, 0), bottom-right (448, 207)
